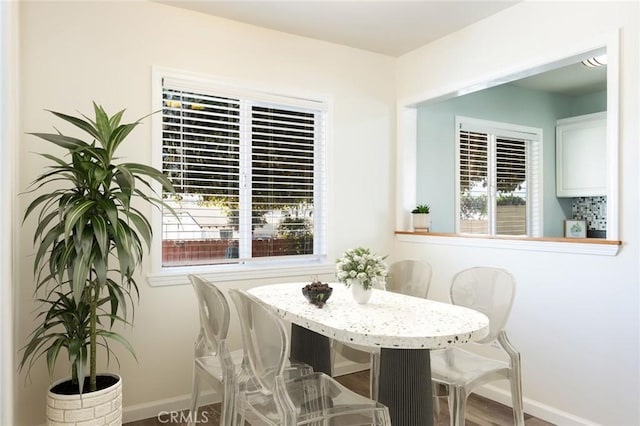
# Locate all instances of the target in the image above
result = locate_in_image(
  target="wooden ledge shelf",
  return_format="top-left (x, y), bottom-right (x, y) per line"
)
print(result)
top-left (394, 231), bottom-right (622, 256)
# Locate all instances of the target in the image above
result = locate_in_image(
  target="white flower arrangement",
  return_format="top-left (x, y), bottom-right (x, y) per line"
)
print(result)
top-left (336, 247), bottom-right (388, 290)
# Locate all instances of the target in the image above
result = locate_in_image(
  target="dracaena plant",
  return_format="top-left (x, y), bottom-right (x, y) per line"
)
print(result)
top-left (19, 103), bottom-right (174, 394)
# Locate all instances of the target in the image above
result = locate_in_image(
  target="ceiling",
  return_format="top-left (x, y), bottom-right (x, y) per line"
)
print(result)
top-left (157, 0), bottom-right (520, 57)
top-left (158, 0), bottom-right (607, 96)
top-left (512, 61), bottom-right (607, 97)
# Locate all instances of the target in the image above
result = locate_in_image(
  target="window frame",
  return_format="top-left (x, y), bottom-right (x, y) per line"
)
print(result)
top-left (454, 116), bottom-right (543, 237)
top-left (148, 67), bottom-right (333, 286)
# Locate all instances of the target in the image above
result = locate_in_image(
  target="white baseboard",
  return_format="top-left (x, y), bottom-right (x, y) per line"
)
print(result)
top-left (123, 389), bottom-right (220, 424)
top-left (122, 363), bottom-right (600, 426)
top-left (474, 384), bottom-right (601, 426)
top-left (332, 360), bottom-right (369, 377)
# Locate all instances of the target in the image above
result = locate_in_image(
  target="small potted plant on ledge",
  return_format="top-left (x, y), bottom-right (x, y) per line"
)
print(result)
top-left (19, 103), bottom-right (174, 425)
top-left (411, 204), bottom-right (431, 231)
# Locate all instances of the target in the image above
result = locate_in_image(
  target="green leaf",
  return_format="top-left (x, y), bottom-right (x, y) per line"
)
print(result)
top-left (34, 225), bottom-right (64, 276)
top-left (99, 198), bottom-right (118, 229)
top-left (64, 200), bottom-right (94, 241)
top-left (95, 330), bottom-right (137, 360)
top-left (74, 341), bottom-right (87, 395)
top-left (122, 210), bottom-right (152, 249)
top-left (80, 226), bottom-right (93, 259)
top-left (72, 256), bottom-right (90, 304)
top-left (23, 192), bottom-right (61, 224)
top-left (93, 102), bottom-right (111, 147)
top-left (108, 109), bottom-right (125, 129)
top-left (48, 110), bottom-right (101, 141)
top-left (91, 216), bottom-right (108, 258)
top-left (33, 211), bottom-right (59, 243)
top-left (110, 122), bottom-right (139, 153)
top-left (121, 163), bottom-right (175, 193)
top-left (93, 255), bottom-right (107, 287)
top-left (28, 132), bottom-right (90, 151)
top-left (46, 338), bottom-right (65, 380)
top-left (105, 283), bottom-right (124, 327)
top-left (37, 152), bottom-right (71, 168)
top-left (114, 168), bottom-right (134, 203)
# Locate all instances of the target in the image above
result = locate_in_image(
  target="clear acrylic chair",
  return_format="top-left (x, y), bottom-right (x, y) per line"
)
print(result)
top-left (188, 275), bottom-right (312, 426)
top-left (188, 274), bottom-right (239, 426)
top-left (430, 266), bottom-right (525, 426)
top-left (332, 259), bottom-right (432, 400)
top-left (385, 258), bottom-right (433, 297)
top-left (228, 288), bottom-right (392, 426)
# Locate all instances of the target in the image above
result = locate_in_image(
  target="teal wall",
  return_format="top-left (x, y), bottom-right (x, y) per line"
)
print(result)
top-left (567, 89), bottom-right (606, 117)
top-left (416, 84), bottom-right (606, 237)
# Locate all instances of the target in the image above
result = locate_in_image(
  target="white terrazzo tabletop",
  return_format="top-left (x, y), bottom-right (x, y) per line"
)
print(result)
top-left (248, 283), bottom-right (489, 350)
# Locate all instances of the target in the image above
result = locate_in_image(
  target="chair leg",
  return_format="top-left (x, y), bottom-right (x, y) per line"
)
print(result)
top-left (221, 381), bottom-right (234, 426)
top-left (510, 370), bottom-right (525, 426)
top-left (432, 383), bottom-right (442, 420)
top-left (233, 396), bottom-right (245, 426)
top-left (370, 352), bottom-right (380, 401)
top-left (329, 338), bottom-right (336, 376)
top-left (188, 370), bottom-right (202, 426)
top-left (449, 386), bottom-right (466, 426)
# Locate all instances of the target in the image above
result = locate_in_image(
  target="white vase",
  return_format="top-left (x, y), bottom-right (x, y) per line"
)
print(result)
top-left (350, 279), bottom-right (372, 304)
top-left (412, 213), bottom-right (430, 231)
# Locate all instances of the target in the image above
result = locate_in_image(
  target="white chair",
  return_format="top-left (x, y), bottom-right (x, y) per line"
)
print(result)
top-left (430, 266), bottom-right (525, 426)
top-left (228, 288), bottom-right (392, 426)
top-left (332, 259), bottom-right (432, 400)
top-left (188, 275), bottom-right (312, 426)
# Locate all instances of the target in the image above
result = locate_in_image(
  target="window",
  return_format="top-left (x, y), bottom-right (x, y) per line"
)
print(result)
top-left (158, 73), bottom-right (326, 268)
top-left (456, 116), bottom-right (542, 237)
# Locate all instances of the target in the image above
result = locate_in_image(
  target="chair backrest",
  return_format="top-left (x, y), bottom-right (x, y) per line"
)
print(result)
top-left (450, 267), bottom-right (515, 344)
top-left (386, 259), bottom-right (432, 298)
top-left (228, 288), bottom-right (288, 394)
top-left (189, 274), bottom-right (230, 355)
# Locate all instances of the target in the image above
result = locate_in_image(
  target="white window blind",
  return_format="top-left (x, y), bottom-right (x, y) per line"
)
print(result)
top-left (456, 116), bottom-right (542, 237)
top-left (160, 74), bottom-right (326, 267)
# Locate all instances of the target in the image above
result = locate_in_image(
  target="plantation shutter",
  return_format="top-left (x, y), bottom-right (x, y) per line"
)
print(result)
top-left (526, 138), bottom-right (542, 236)
top-left (160, 75), bottom-right (326, 267)
top-left (457, 117), bottom-right (541, 237)
top-left (161, 83), bottom-right (240, 246)
top-left (458, 130), bottom-right (489, 234)
top-left (495, 137), bottom-right (527, 235)
top-left (250, 104), bottom-right (318, 256)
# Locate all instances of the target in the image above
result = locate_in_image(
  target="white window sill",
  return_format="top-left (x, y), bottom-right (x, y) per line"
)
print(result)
top-left (147, 260), bottom-right (336, 287)
top-left (395, 231), bottom-right (621, 256)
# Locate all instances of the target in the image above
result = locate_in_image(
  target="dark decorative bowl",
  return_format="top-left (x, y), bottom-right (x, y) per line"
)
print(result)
top-left (302, 284), bottom-right (333, 308)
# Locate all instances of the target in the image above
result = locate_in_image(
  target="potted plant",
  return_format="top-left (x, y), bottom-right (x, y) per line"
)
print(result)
top-left (411, 204), bottom-right (430, 231)
top-left (19, 103), bottom-right (174, 425)
top-left (336, 247), bottom-right (388, 304)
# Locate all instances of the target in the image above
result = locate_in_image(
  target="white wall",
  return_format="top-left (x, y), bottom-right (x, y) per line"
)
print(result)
top-left (16, 2), bottom-right (395, 424)
top-left (1, 1), bottom-right (18, 425)
top-left (15, 1), bottom-right (640, 425)
top-left (395, 2), bottom-right (639, 425)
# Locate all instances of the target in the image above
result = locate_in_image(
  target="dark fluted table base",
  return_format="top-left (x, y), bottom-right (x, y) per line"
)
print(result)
top-left (290, 324), bottom-right (433, 426)
top-left (378, 348), bottom-right (433, 426)
top-left (290, 324), bottom-right (332, 375)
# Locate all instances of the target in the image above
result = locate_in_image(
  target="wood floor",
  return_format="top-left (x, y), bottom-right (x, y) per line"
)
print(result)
top-left (125, 369), bottom-right (555, 426)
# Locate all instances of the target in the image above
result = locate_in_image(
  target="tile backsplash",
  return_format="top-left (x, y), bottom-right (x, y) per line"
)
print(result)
top-left (572, 196), bottom-right (607, 231)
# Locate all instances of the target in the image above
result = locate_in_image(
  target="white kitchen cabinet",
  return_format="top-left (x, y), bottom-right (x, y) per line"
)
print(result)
top-left (556, 111), bottom-right (607, 197)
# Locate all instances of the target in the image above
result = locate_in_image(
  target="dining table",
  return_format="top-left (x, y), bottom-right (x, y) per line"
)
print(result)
top-left (248, 282), bottom-right (489, 426)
